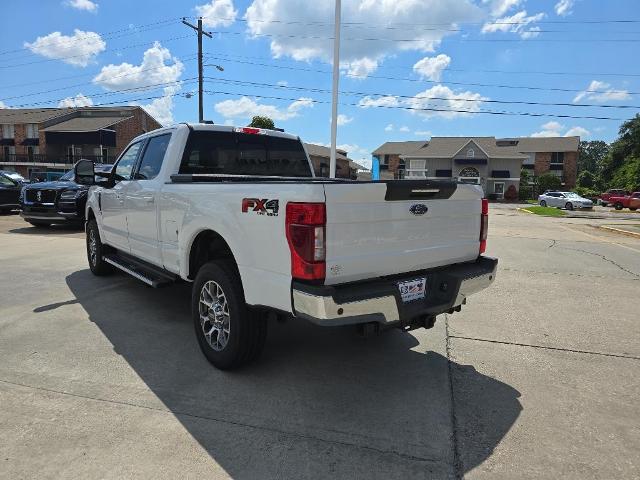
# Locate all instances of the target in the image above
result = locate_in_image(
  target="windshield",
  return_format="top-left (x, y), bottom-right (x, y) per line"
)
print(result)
top-left (59, 170), bottom-right (74, 181)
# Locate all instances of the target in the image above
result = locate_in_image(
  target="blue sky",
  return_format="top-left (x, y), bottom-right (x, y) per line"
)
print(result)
top-left (1, 0), bottom-right (639, 167)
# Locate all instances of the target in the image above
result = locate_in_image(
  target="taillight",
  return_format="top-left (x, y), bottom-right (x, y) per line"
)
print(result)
top-left (234, 127), bottom-right (261, 134)
top-left (286, 202), bottom-right (326, 281)
top-left (479, 198), bottom-right (488, 254)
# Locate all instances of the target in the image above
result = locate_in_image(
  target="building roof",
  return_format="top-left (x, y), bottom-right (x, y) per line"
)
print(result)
top-left (403, 137), bottom-right (528, 159)
top-left (0, 108), bottom-right (69, 124)
top-left (498, 136), bottom-right (580, 152)
top-left (372, 140), bottom-right (428, 156)
top-left (42, 116), bottom-right (131, 132)
top-left (304, 142), bottom-right (348, 160)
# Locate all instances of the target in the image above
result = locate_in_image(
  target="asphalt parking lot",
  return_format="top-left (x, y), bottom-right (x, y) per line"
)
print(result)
top-left (0, 209), bottom-right (639, 479)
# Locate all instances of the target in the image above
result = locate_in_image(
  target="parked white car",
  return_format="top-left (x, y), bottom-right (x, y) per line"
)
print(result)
top-left (538, 191), bottom-right (593, 210)
top-left (75, 124), bottom-right (497, 369)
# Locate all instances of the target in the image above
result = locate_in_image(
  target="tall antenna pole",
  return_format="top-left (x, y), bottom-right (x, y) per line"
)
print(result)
top-left (182, 17), bottom-right (212, 123)
top-left (329, 0), bottom-right (341, 178)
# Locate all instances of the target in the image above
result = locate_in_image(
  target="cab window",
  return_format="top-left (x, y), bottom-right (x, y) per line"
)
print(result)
top-left (135, 134), bottom-right (171, 180)
top-left (113, 142), bottom-right (142, 182)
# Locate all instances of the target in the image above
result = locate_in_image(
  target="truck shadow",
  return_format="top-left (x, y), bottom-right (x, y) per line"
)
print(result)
top-left (62, 269), bottom-right (522, 478)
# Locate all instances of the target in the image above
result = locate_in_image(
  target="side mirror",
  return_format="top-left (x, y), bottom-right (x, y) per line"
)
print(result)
top-left (74, 160), bottom-right (95, 186)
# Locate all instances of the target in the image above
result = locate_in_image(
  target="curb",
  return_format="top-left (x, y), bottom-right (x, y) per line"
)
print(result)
top-left (516, 208), bottom-right (535, 215)
top-left (599, 225), bottom-right (640, 239)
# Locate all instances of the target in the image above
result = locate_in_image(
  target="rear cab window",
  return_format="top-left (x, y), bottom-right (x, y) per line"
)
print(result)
top-left (179, 131), bottom-right (313, 177)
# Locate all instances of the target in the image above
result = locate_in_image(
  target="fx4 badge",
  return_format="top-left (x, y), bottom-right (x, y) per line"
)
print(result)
top-left (409, 203), bottom-right (428, 215)
top-left (242, 198), bottom-right (279, 216)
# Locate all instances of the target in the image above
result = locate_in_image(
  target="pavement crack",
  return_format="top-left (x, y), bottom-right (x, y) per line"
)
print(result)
top-left (444, 315), bottom-right (463, 480)
top-left (449, 335), bottom-right (640, 360)
top-left (548, 239), bottom-right (557, 249)
top-left (0, 377), bottom-right (440, 465)
top-left (554, 245), bottom-right (640, 278)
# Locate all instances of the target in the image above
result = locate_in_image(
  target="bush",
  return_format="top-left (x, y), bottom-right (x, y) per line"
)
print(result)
top-left (504, 184), bottom-right (518, 201)
top-left (577, 170), bottom-right (595, 188)
top-left (519, 185), bottom-right (533, 200)
top-left (537, 173), bottom-right (562, 192)
top-left (573, 186), bottom-right (600, 198)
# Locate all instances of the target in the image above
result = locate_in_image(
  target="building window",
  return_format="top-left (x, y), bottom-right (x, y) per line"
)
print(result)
top-left (551, 152), bottom-right (564, 164)
top-left (381, 154), bottom-right (389, 165)
top-left (1, 124), bottom-right (15, 138)
top-left (26, 124), bottom-right (39, 138)
top-left (406, 159), bottom-right (427, 178)
top-left (2, 145), bottom-right (15, 159)
top-left (466, 148), bottom-right (475, 158)
top-left (27, 146), bottom-right (39, 161)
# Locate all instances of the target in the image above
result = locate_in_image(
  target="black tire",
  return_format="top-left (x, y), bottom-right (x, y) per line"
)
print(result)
top-left (565, 202), bottom-right (574, 211)
top-left (28, 220), bottom-right (51, 227)
top-left (86, 219), bottom-right (114, 276)
top-left (539, 200), bottom-right (547, 207)
top-left (614, 202), bottom-right (623, 211)
top-left (192, 260), bottom-right (267, 370)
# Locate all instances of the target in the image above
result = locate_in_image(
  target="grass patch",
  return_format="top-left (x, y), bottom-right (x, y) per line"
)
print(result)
top-left (525, 199), bottom-right (538, 205)
top-left (521, 206), bottom-right (566, 217)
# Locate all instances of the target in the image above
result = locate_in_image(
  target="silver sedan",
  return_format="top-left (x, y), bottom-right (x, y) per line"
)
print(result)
top-left (538, 191), bottom-right (594, 210)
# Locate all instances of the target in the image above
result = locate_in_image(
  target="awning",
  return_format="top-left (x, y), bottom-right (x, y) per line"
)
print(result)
top-left (491, 170), bottom-right (511, 178)
top-left (455, 158), bottom-right (487, 165)
top-left (21, 138), bottom-right (39, 146)
top-left (0, 138), bottom-right (15, 146)
top-left (45, 129), bottom-right (116, 147)
top-left (435, 169), bottom-right (452, 177)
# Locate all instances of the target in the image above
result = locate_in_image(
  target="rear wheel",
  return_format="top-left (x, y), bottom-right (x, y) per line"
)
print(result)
top-left (539, 200), bottom-right (547, 207)
top-left (614, 202), bottom-right (623, 211)
top-left (192, 260), bottom-right (267, 370)
top-left (565, 202), bottom-right (574, 211)
top-left (86, 219), bottom-right (114, 276)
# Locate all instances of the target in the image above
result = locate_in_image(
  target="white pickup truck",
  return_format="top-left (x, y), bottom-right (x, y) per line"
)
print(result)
top-left (75, 124), bottom-right (497, 369)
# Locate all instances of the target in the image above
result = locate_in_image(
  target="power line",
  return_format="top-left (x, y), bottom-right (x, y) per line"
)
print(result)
top-left (202, 77), bottom-right (640, 110)
top-left (203, 54), bottom-right (640, 96)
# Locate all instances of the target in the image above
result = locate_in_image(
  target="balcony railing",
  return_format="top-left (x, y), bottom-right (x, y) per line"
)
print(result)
top-left (0, 153), bottom-right (116, 165)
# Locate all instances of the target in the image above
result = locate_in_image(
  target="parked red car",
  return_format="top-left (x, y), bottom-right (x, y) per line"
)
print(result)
top-left (599, 189), bottom-right (629, 207)
top-left (608, 192), bottom-right (640, 211)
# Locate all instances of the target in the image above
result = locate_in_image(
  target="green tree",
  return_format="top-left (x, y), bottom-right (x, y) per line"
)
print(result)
top-left (248, 115), bottom-right (275, 129)
top-left (610, 157), bottom-right (640, 191)
top-left (600, 114), bottom-right (640, 187)
top-left (537, 173), bottom-right (562, 192)
top-left (577, 170), bottom-right (595, 188)
top-left (520, 168), bottom-right (531, 186)
top-left (578, 140), bottom-right (609, 174)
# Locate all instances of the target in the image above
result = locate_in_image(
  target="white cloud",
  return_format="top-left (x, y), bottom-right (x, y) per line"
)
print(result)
top-left (414, 130), bottom-right (432, 137)
top-left (413, 54), bottom-right (451, 81)
top-left (564, 126), bottom-right (590, 137)
top-left (276, 80), bottom-right (288, 87)
top-left (555, 0), bottom-right (574, 16)
top-left (196, 0), bottom-right (238, 27)
top-left (384, 124), bottom-right (394, 132)
top-left (24, 29), bottom-right (105, 67)
top-left (573, 80), bottom-right (631, 103)
top-left (214, 96), bottom-right (313, 121)
top-left (58, 93), bottom-right (94, 108)
top-left (481, 10), bottom-right (545, 39)
top-left (406, 85), bottom-right (489, 119)
top-left (531, 121), bottom-right (589, 138)
top-left (64, 0), bottom-right (98, 12)
top-left (358, 95), bottom-right (400, 108)
top-left (399, 126), bottom-right (410, 132)
top-left (93, 41), bottom-right (183, 90)
top-left (245, 0), bottom-right (483, 76)
top-left (331, 114), bottom-right (353, 126)
top-left (0, 101), bottom-right (8, 108)
top-left (483, 0), bottom-right (522, 17)
top-left (139, 86), bottom-right (179, 126)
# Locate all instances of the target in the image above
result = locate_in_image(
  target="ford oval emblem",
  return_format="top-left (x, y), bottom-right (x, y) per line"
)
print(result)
top-left (410, 204), bottom-right (428, 215)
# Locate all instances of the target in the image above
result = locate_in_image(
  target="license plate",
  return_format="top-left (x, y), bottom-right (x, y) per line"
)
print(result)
top-left (398, 278), bottom-right (427, 303)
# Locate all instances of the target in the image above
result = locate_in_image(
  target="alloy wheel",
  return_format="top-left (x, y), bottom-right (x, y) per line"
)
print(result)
top-left (199, 280), bottom-right (231, 351)
top-left (88, 228), bottom-right (98, 266)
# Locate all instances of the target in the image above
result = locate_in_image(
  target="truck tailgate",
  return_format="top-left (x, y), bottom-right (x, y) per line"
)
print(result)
top-left (323, 181), bottom-right (483, 285)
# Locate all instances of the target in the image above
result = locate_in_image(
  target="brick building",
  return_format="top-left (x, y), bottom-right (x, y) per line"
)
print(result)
top-left (303, 143), bottom-right (366, 179)
top-left (0, 106), bottom-right (161, 181)
top-left (372, 136), bottom-right (580, 197)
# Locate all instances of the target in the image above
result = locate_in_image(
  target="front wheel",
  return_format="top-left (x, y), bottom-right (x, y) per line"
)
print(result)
top-left (192, 260), bottom-right (267, 370)
top-left (539, 200), bottom-right (547, 207)
top-left (614, 202), bottom-right (623, 211)
top-left (565, 202), bottom-right (574, 211)
top-left (86, 219), bottom-right (114, 276)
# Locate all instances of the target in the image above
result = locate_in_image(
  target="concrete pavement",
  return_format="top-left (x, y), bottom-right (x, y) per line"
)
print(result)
top-left (0, 209), bottom-right (638, 479)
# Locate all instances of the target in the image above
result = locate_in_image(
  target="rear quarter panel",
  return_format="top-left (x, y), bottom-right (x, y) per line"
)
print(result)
top-left (159, 182), bottom-right (325, 312)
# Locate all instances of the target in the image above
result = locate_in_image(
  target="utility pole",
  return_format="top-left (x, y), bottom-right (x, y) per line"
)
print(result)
top-left (329, 0), bottom-right (341, 178)
top-left (182, 17), bottom-right (212, 123)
